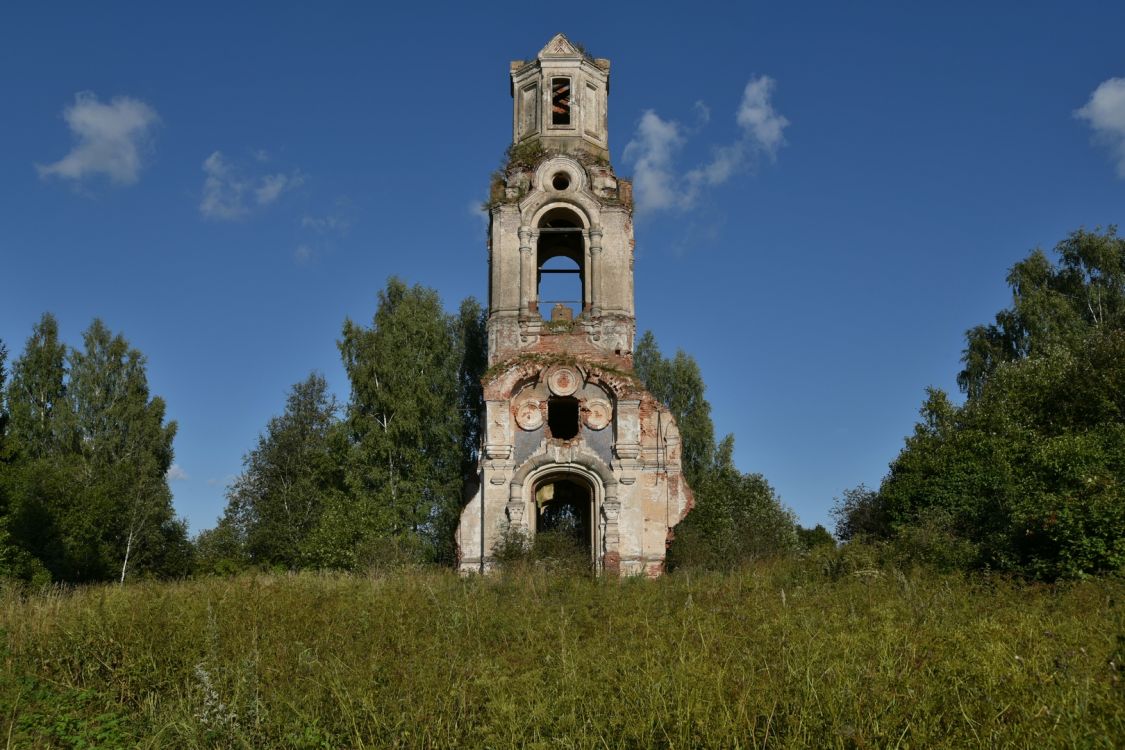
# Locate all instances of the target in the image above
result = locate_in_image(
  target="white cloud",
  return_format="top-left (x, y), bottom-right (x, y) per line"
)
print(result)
top-left (200, 151), bottom-right (245, 219)
top-left (294, 244), bottom-right (313, 262)
top-left (624, 75), bottom-right (788, 214)
top-left (167, 464), bottom-right (189, 481)
top-left (1076, 77), bottom-right (1125, 177)
top-left (37, 92), bottom-right (159, 185)
top-left (737, 76), bottom-right (789, 158)
top-left (200, 150), bottom-right (303, 219)
top-left (623, 110), bottom-right (686, 213)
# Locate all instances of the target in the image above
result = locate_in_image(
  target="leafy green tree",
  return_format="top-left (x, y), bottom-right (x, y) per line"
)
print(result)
top-left (68, 320), bottom-right (183, 582)
top-left (959, 227), bottom-right (1125, 398)
top-left (445, 297), bottom-right (488, 564)
top-left (192, 518), bottom-right (247, 575)
top-left (0, 338), bottom-right (8, 452)
top-left (864, 228), bottom-right (1125, 579)
top-left (0, 339), bottom-right (35, 581)
top-left (796, 524), bottom-right (835, 551)
top-left (668, 435), bottom-right (798, 569)
top-left (5, 314), bottom-right (69, 459)
top-left (636, 332), bottom-right (797, 569)
top-left (2, 316), bottom-right (187, 582)
top-left (455, 297), bottom-right (488, 480)
top-left (3, 315), bottom-right (75, 579)
top-left (335, 279), bottom-right (466, 565)
top-left (222, 372), bottom-right (346, 569)
top-left (196, 286), bottom-right (485, 573)
top-left (830, 483), bottom-right (889, 542)
top-left (634, 331), bottom-right (716, 485)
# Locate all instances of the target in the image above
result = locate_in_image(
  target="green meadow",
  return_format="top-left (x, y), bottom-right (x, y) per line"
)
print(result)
top-left (2, 561), bottom-right (1122, 748)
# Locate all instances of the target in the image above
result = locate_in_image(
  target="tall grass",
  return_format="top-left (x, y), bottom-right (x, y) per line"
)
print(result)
top-left (1, 560), bottom-right (1122, 748)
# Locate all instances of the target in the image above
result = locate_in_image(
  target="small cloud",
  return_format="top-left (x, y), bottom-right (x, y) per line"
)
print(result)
top-left (206, 475), bottom-right (237, 487)
top-left (200, 150), bottom-right (303, 220)
top-left (167, 464), bottom-right (189, 481)
top-left (200, 151), bottom-right (245, 219)
top-left (254, 148), bottom-right (271, 162)
top-left (468, 200), bottom-right (489, 228)
top-left (256, 172), bottom-right (303, 206)
top-left (1076, 77), bottom-right (1125, 177)
top-left (624, 75), bottom-right (789, 214)
top-left (301, 213), bottom-right (349, 233)
top-left (737, 75), bottom-right (789, 159)
top-left (693, 101), bottom-right (711, 125)
top-left (296, 200), bottom-right (352, 262)
top-left (37, 92), bottom-right (160, 185)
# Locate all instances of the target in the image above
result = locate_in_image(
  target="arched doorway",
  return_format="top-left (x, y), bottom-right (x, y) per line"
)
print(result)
top-left (533, 473), bottom-right (594, 557)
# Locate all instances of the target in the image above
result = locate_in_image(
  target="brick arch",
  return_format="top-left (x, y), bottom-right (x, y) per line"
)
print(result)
top-left (522, 195), bottom-right (599, 228)
top-left (508, 448), bottom-right (617, 503)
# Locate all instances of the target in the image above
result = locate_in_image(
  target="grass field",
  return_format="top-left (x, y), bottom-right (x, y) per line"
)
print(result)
top-left (1, 560), bottom-right (1122, 748)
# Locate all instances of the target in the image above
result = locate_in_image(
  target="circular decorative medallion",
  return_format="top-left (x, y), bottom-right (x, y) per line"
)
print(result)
top-left (584, 398), bottom-right (612, 430)
top-left (547, 367), bottom-right (580, 397)
top-left (515, 399), bottom-right (543, 430)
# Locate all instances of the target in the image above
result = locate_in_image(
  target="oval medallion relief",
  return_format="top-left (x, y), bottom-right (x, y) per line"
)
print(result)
top-left (514, 399), bottom-right (543, 430)
top-left (547, 367), bottom-right (580, 397)
top-left (584, 398), bottom-right (613, 430)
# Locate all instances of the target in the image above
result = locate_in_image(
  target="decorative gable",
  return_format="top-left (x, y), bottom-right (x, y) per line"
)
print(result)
top-left (539, 33), bottom-right (579, 58)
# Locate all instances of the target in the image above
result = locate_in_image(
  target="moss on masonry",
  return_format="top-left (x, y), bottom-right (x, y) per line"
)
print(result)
top-left (544, 319), bottom-right (576, 334)
top-left (482, 351), bottom-right (639, 388)
top-left (505, 139), bottom-right (548, 171)
top-left (483, 139), bottom-right (549, 210)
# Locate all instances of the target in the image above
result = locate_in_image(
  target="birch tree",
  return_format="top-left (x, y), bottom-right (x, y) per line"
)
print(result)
top-left (335, 278), bottom-right (464, 564)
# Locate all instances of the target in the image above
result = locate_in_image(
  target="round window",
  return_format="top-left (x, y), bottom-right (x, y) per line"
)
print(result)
top-left (552, 173), bottom-right (571, 191)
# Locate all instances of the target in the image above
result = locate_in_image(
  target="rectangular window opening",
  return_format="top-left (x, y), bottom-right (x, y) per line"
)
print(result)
top-left (547, 397), bottom-right (580, 440)
top-left (552, 78), bottom-right (571, 126)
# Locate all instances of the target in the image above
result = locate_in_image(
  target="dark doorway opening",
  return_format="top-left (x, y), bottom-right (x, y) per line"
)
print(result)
top-left (535, 476), bottom-right (592, 554)
top-left (547, 397), bottom-right (579, 439)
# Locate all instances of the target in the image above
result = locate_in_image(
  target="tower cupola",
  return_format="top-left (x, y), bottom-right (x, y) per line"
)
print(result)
top-left (510, 33), bottom-right (610, 161)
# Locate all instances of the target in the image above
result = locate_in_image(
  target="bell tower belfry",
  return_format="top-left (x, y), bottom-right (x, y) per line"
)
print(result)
top-left (457, 34), bottom-right (693, 576)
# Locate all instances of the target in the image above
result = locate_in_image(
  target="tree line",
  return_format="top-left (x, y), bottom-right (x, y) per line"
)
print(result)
top-left (194, 280), bottom-right (805, 575)
top-left (832, 227), bottom-right (1125, 579)
top-left (0, 277), bottom-right (805, 583)
top-left (195, 279), bottom-right (487, 574)
top-left (4, 226), bottom-right (1118, 584)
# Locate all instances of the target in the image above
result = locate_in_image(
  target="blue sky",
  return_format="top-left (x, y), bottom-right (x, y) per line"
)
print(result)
top-left (3, 2), bottom-right (1124, 534)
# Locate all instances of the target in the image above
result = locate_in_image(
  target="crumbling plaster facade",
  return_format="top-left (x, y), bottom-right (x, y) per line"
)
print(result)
top-left (456, 34), bottom-right (693, 576)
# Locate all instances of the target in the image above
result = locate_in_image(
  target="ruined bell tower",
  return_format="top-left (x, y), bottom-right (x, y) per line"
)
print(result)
top-left (456, 34), bottom-right (693, 576)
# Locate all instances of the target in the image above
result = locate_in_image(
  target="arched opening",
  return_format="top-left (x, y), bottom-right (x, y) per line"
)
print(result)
top-left (534, 474), bottom-right (593, 556)
top-left (536, 208), bottom-right (585, 319)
